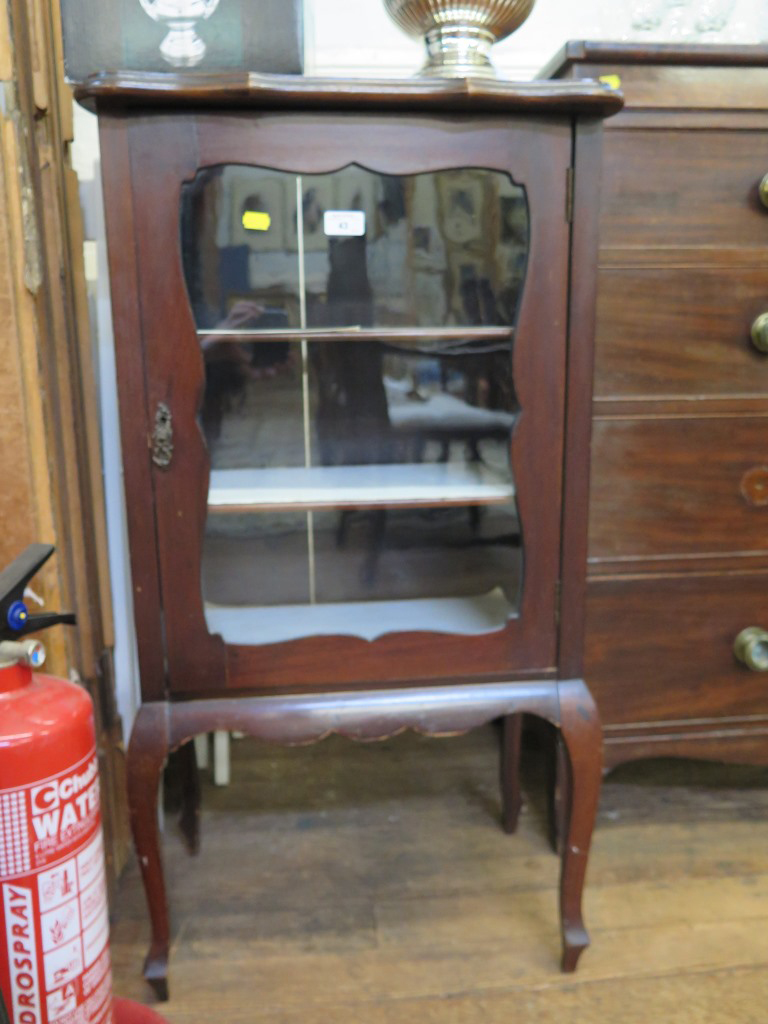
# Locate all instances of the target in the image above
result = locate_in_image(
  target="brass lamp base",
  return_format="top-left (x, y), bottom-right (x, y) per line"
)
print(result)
top-left (422, 24), bottom-right (498, 78)
top-left (384, 0), bottom-right (536, 79)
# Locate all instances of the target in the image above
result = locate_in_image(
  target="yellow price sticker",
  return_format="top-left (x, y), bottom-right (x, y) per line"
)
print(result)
top-left (598, 74), bottom-right (621, 90)
top-left (242, 210), bottom-right (271, 232)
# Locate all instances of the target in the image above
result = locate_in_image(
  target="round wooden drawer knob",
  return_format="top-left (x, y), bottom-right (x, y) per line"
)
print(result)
top-left (734, 627), bottom-right (768, 672)
top-left (741, 466), bottom-right (768, 507)
top-left (760, 173), bottom-right (768, 210)
top-left (751, 313), bottom-right (768, 353)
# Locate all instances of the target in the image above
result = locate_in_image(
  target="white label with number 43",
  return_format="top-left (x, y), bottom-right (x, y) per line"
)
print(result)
top-left (324, 210), bottom-right (365, 237)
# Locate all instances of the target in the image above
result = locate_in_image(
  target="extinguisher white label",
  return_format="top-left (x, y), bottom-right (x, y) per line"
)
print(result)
top-left (0, 751), bottom-right (112, 1024)
top-left (3, 883), bottom-right (41, 1024)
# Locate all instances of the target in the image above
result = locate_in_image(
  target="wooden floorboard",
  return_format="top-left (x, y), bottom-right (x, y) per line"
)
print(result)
top-left (108, 726), bottom-right (768, 1021)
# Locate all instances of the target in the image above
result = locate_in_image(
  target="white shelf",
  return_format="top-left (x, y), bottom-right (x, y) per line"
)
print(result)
top-left (205, 588), bottom-right (515, 644)
top-left (208, 463), bottom-right (514, 511)
top-left (197, 326), bottom-right (513, 342)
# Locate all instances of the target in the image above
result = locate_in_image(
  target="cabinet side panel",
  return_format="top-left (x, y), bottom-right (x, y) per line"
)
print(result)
top-left (558, 118), bottom-right (603, 679)
top-left (98, 113), bottom-right (166, 701)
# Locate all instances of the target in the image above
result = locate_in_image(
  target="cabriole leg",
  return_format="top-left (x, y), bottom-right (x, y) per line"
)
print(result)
top-left (126, 704), bottom-right (172, 1001)
top-left (556, 679), bottom-right (602, 973)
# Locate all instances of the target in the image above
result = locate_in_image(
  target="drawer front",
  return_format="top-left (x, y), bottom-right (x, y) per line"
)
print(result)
top-left (600, 130), bottom-right (768, 250)
top-left (589, 416), bottom-right (768, 561)
top-left (594, 267), bottom-right (768, 399)
top-left (586, 573), bottom-right (768, 725)
top-left (565, 62), bottom-right (768, 112)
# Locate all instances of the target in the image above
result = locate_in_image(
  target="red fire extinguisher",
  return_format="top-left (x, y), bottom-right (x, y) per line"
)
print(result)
top-left (0, 544), bottom-right (113, 1024)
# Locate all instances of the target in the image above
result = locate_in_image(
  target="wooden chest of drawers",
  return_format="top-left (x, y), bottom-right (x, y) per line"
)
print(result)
top-left (545, 43), bottom-right (768, 769)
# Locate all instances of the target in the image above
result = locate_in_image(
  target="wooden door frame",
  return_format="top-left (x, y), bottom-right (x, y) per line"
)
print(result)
top-left (0, 0), bottom-right (129, 892)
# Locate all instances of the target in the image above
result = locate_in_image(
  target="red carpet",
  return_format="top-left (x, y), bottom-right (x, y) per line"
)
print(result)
top-left (113, 997), bottom-right (169, 1023)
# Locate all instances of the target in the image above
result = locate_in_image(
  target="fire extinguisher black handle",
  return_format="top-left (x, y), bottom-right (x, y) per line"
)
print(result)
top-left (0, 543), bottom-right (77, 640)
top-left (10, 611), bottom-right (78, 637)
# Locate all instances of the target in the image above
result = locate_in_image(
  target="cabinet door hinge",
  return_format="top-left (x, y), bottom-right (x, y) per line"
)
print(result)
top-left (565, 167), bottom-right (574, 224)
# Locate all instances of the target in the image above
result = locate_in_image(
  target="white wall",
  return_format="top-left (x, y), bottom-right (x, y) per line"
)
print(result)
top-left (304, 0), bottom-right (767, 78)
top-left (72, 0), bottom-right (768, 732)
top-left (304, 0), bottom-right (584, 79)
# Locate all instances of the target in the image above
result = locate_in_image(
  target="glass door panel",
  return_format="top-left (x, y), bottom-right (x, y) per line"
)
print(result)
top-left (181, 164), bottom-right (528, 645)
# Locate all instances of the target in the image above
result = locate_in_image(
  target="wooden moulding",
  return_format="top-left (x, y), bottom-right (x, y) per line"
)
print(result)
top-left (74, 70), bottom-right (623, 118)
top-left (162, 681), bottom-right (562, 745)
top-left (603, 721), bottom-right (768, 771)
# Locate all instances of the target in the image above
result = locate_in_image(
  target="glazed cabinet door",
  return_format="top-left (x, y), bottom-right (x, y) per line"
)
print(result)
top-left (117, 110), bottom-right (573, 695)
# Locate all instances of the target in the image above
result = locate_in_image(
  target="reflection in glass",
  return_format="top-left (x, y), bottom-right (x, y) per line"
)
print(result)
top-left (181, 165), bottom-right (527, 331)
top-left (180, 165), bottom-right (529, 645)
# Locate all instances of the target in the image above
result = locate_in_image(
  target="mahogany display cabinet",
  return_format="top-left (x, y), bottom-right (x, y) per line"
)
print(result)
top-left (78, 71), bottom-right (621, 996)
top-left (542, 44), bottom-right (768, 771)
